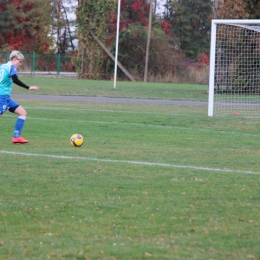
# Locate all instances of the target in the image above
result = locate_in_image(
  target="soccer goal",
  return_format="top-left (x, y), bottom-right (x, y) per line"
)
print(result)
top-left (208, 20), bottom-right (260, 117)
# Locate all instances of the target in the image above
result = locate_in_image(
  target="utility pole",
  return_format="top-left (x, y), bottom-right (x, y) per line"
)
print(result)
top-left (212, 0), bottom-right (219, 19)
top-left (144, 0), bottom-right (153, 82)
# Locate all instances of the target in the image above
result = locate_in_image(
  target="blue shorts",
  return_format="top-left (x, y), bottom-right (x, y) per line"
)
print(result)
top-left (0, 95), bottom-right (19, 115)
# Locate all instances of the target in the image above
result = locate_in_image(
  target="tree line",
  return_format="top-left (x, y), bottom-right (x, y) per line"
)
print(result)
top-left (0, 0), bottom-right (77, 53)
top-left (0, 0), bottom-right (259, 81)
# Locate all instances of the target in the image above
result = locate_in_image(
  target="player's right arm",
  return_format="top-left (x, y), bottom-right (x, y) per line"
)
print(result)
top-left (11, 74), bottom-right (30, 89)
top-left (10, 68), bottom-right (39, 91)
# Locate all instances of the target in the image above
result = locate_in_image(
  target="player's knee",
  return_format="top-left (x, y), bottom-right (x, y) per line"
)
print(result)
top-left (18, 111), bottom-right (27, 117)
top-left (14, 106), bottom-right (27, 116)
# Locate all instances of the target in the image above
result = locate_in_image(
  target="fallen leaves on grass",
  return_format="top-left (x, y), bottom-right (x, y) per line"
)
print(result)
top-left (44, 233), bottom-right (53, 236)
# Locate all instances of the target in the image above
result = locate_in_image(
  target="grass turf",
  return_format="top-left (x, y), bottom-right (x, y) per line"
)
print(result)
top-left (17, 76), bottom-right (209, 101)
top-left (0, 78), bottom-right (259, 259)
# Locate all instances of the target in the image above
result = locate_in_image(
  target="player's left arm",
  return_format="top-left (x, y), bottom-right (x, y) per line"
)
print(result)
top-left (11, 74), bottom-right (39, 91)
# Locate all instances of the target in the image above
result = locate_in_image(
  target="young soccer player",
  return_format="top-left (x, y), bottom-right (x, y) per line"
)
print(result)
top-left (0, 50), bottom-right (39, 143)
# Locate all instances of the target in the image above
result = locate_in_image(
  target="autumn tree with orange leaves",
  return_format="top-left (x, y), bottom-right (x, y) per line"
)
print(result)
top-left (0, 0), bottom-right (54, 53)
top-left (214, 0), bottom-right (250, 19)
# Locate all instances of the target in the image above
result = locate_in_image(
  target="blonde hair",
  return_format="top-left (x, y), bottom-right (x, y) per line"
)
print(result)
top-left (10, 51), bottom-right (24, 60)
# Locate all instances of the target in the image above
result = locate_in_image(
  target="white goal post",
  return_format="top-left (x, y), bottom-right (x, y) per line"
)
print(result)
top-left (208, 19), bottom-right (260, 117)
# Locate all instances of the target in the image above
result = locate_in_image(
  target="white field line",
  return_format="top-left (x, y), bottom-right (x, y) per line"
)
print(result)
top-left (1, 150), bottom-right (259, 175)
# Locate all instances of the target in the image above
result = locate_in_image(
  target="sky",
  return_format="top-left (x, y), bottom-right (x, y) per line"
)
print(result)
top-left (65, 0), bottom-right (167, 19)
top-left (155, 0), bottom-right (166, 14)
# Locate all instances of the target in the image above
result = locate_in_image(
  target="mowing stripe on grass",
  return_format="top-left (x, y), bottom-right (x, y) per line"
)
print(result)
top-left (25, 106), bottom-right (174, 115)
top-left (4, 114), bottom-right (260, 137)
top-left (12, 94), bottom-right (209, 105)
top-left (1, 150), bottom-right (259, 175)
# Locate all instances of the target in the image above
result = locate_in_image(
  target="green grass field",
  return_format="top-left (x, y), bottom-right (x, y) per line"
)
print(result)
top-left (14, 77), bottom-right (209, 101)
top-left (0, 78), bottom-right (259, 259)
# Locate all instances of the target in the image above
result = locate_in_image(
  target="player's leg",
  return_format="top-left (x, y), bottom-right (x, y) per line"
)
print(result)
top-left (13, 105), bottom-right (28, 137)
top-left (9, 100), bottom-right (29, 143)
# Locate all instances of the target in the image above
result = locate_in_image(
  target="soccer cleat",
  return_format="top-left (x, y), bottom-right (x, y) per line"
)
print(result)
top-left (12, 136), bottom-right (29, 144)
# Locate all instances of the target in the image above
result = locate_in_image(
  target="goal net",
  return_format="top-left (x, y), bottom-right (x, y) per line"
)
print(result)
top-left (208, 20), bottom-right (260, 117)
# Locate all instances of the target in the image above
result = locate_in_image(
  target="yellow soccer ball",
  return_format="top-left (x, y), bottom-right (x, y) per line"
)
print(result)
top-left (70, 134), bottom-right (84, 147)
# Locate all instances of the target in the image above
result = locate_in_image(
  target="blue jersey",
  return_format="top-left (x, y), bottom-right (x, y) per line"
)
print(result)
top-left (0, 61), bottom-right (18, 96)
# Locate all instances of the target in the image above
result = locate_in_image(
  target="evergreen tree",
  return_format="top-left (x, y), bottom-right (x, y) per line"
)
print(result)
top-left (164, 0), bottom-right (212, 59)
top-left (245, 0), bottom-right (260, 18)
